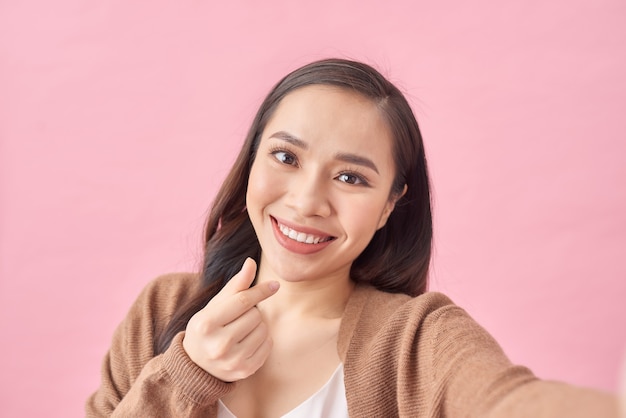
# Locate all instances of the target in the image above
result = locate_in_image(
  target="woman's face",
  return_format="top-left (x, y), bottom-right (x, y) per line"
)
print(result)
top-left (246, 85), bottom-right (400, 284)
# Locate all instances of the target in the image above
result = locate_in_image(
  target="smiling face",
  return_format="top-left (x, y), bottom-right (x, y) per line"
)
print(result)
top-left (246, 85), bottom-right (402, 284)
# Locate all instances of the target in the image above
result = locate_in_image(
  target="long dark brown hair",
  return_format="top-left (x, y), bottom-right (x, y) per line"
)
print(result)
top-left (154, 58), bottom-right (432, 354)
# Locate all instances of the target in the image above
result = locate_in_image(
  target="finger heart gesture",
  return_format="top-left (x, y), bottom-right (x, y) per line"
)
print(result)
top-left (182, 258), bottom-right (279, 382)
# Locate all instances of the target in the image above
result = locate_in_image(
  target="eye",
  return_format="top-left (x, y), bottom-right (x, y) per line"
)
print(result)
top-left (271, 150), bottom-right (297, 166)
top-left (336, 172), bottom-right (369, 186)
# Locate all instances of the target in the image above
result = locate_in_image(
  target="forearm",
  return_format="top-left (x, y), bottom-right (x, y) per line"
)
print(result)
top-left (86, 332), bottom-right (233, 418)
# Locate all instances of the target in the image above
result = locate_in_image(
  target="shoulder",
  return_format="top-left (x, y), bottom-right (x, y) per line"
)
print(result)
top-left (343, 284), bottom-right (462, 334)
top-left (358, 285), bottom-right (455, 312)
top-left (116, 272), bottom-right (201, 346)
top-left (340, 285), bottom-right (501, 415)
top-left (339, 284), bottom-right (492, 361)
top-left (137, 272), bottom-right (201, 307)
top-left (89, 273), bottom-right (200, 388)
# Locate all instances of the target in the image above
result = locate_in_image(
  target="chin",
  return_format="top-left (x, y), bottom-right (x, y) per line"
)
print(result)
top-left (267, 262), bottom-right (314, 283)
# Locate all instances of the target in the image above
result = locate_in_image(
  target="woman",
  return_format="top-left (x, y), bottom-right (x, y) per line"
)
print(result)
top-left (86, 59), bottom-right (618, 417)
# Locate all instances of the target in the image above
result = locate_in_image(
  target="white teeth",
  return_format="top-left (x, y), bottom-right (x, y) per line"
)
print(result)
top-left (278, 223), bottom-right (330, 245)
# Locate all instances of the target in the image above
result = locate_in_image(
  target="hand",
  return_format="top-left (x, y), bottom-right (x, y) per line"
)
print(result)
top-left (182, 258), bottom-right (279, 382)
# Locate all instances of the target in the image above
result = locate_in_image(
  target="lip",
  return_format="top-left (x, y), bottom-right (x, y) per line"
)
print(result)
top-left (270, 216), bottom-right (335, 255)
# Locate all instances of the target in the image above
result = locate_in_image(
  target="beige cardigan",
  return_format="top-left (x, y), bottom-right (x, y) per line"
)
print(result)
top-left (86, 273), bottom-right (618, 417)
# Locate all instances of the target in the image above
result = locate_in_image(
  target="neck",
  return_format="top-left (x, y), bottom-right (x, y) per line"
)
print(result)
top-left (254, 257), bottom-right (355, 322)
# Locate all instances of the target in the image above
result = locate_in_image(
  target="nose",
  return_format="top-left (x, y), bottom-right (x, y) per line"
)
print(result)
top-left (285, 171), bottom-right (332, 218)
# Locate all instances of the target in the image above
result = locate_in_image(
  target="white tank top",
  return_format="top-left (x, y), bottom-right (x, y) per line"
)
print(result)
top-left (217, 364), bottom-right (348, 418)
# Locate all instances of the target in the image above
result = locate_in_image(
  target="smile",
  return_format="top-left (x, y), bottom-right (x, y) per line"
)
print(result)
top-left (277, 223), bottom-right (333, 244)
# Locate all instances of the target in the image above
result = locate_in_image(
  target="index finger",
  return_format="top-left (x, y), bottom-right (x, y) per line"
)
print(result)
top-left (206, 258), bottom-right (279, 322)
top-left (213, 279), bottom-right (279, 325)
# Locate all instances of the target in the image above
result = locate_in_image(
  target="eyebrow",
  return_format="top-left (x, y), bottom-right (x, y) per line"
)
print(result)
top-left (334, 152), bottom-right (379, 174)
top-left (268, 130), bottom-right (380, 174)
top-left (269, 131), bottom-right (308, 149)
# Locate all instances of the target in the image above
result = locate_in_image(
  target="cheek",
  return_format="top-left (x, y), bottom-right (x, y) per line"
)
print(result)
top-left (337, 197), bottom-right (388, 241)
top-left (246, 163), bottom-right (280, 212)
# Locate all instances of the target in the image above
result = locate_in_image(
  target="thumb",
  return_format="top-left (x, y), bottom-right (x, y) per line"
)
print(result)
top-left (223, 257), bottom-right (258, 294)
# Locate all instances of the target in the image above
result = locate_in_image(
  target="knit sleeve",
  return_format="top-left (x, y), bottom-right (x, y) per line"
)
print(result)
top-left (85, 274), bottom-right (233, 417)
top-left (427, 303), bottom-right (619, 418)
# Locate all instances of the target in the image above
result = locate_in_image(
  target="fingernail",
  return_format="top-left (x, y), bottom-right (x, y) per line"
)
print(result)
top-left (269, 281), bottom-right (280, 292)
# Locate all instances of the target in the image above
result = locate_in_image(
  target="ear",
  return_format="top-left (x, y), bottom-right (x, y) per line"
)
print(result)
top-left (377, 184), bottom-right (407, 230)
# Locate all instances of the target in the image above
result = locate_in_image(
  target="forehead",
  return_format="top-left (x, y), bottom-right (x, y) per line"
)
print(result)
top-left (270, 85), bottom-right (383, 129)
top-left (263, 85), bottom-right (395, 162)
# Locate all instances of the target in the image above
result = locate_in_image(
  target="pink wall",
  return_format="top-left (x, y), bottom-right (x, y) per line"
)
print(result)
top-left (1, 1), bottom-right (625, 416)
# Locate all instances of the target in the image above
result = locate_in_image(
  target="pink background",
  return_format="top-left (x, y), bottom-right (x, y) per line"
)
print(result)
top-left (1, 1), bottom-right (625, 416)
